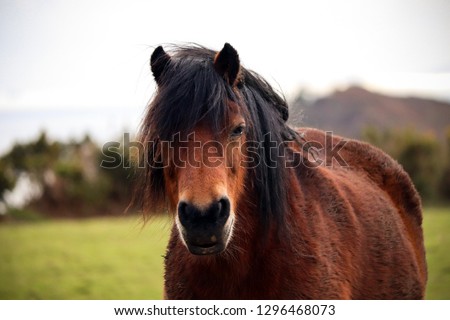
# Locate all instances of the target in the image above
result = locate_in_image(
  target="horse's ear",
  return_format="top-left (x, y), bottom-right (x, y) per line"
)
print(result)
top-left (214, 43), bottom-right (241, 86)
top-left (151, 46), bottom-right (171, 85)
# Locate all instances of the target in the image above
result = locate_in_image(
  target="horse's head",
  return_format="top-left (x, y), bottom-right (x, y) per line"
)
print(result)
top-left (149, 44), bottom-right (247, 255)
top-left (139, 43), bottom-right (293, 255)
top-left (167, 117), bottom-right (247, 255)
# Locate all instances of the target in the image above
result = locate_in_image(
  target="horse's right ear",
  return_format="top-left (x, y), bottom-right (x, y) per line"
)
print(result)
top-left (214, 43), bottom-right (240, 86)
top-left (151, 46), bottom-right (171, 85)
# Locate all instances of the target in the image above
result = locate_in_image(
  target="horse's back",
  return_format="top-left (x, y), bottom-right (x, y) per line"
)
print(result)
top-left (294, 128), bottom-right (427, 299)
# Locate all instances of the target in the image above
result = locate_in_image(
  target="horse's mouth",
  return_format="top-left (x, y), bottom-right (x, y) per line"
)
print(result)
top-left (187, 242), bottom-right (225, 255)
top-left (179, 216), bottom-right (234, 255)
top-left (185, 226), bottom-right (232, 255)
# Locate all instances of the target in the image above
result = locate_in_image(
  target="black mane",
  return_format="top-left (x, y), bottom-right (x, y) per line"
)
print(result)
top-left (137, 45), bottom-right (300, 231)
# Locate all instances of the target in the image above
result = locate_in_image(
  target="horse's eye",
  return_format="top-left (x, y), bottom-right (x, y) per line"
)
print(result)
top-left (230, 124), bottom-right (246, 138)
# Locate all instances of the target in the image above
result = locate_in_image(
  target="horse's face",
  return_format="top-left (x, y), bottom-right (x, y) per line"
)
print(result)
top-left (150, 44), bottom-right (246, 255)
top-left (165, 105), bottom-right (247, 255)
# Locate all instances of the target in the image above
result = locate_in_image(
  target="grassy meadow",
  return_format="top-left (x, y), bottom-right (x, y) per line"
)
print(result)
top-left (422, 207), bottom-right (450, 299)
top-left (0, 216), bottom-right (170, 299)
top-left (0, 208), bottom-right (449, 299)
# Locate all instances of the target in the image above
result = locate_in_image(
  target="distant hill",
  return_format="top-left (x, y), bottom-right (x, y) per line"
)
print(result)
top-left (290, 86), bottom-right (450, 140)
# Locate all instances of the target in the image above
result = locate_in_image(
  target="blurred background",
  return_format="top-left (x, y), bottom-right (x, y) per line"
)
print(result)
top-left (0, 0), bottom-right (449, 299)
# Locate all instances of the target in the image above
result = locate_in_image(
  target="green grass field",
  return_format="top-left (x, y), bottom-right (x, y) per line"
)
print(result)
top-left (0, 216), bottom-right (170, 299)
top-left (422, 207), bottom-right (450, 299)
top-left (0, 208), bottom-right (449, 299)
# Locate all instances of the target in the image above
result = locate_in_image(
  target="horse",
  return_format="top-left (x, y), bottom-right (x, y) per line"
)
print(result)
top-left (134, 43), bottom-right (427, 299)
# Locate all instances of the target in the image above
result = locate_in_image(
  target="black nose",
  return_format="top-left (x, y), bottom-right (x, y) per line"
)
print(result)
top-left (178, 198), bottom-right (230, 246)
top-left (178, 198), bottom-right (230, 228)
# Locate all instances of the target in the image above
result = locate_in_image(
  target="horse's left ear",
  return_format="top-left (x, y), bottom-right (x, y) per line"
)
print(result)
top-left (151, 46), bottom-right (171, 85)
top-left (214, 43), bottom-right (241, 86)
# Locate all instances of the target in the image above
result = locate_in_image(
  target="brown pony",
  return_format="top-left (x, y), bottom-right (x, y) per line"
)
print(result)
top-left (135, 43), bottom-right (427, 299)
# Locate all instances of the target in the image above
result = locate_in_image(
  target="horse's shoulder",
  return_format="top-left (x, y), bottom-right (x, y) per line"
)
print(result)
top-left (296, 127), bottom-right (422, 222)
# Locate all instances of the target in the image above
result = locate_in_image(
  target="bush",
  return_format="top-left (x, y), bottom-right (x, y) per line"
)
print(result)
top-left (363, 127), bottom-right (442, 203)
top-left (0, 132), bottom-right (133, 219)
top-left (439, 128), bottom-right (450, 202)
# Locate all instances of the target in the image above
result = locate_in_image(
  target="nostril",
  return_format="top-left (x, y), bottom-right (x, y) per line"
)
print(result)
top-left (178, 201), bottom-right (187, 212)
top-left (178, 201), bottom-right (191, 225)
top-left (178, 201), bottom-right (187, 215)
top-left (218, 198), bottom-right (230, 219)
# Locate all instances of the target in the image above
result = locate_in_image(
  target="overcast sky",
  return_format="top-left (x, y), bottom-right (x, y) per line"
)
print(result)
top-left (1, 0), bottom-right (449, 112)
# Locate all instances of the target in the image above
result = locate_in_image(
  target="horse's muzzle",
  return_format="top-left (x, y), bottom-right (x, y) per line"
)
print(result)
top-left (177, 198), bottom-right (232, 255)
